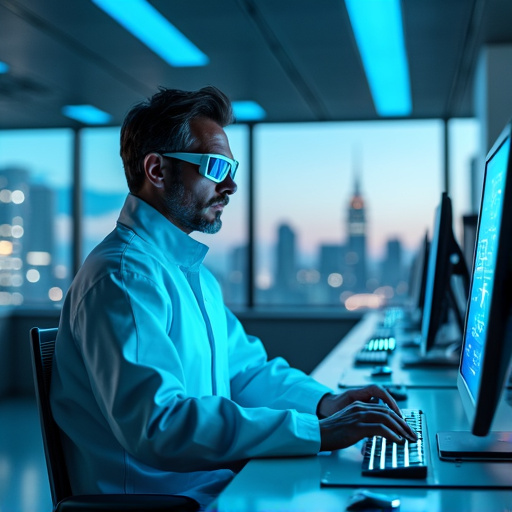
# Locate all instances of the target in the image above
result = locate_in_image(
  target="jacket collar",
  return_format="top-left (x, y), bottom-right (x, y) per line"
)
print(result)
top-left (117, 194), bottom-right (209, 271)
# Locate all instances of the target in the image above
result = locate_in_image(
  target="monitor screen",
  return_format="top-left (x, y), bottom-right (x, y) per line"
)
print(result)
top-left (458, 126), bottom-right (512, 436)
top-left (437, 122), bottom-right (512, 461)
top-left (460, 141), bottom-right (508, 399)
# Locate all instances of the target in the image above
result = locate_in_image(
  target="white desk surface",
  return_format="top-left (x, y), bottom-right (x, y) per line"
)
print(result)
top-left (312, 311), bottom-right (459, 390)
top-left (207, 312), bottom-right (512, 512)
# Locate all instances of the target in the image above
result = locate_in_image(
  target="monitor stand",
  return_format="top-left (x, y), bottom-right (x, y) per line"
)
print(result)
top-left (400, 343), bottom-right (460, 368)
top-left (397, 332), bottom-right (421, 348)
top-left (437, 431), bottom-right (512, 461)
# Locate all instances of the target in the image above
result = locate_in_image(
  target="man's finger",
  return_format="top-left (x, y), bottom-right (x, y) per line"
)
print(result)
top-left (350, 405), bottom-right (418, 442)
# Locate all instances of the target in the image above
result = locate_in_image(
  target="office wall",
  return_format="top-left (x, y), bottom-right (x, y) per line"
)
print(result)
top-left (1, 310), bottom-right (360, 398)
top-left (236, 311), bottom-right (359, 374)
top-left (473, 44), bottom-right (512, 211)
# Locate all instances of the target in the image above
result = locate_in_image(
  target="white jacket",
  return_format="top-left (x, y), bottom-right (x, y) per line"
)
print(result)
top-left (51, 194), bottom-right (330, 508)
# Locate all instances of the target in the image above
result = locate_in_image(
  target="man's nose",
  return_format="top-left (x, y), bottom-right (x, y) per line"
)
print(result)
top-left (217, 172), bottom-right (237, 195)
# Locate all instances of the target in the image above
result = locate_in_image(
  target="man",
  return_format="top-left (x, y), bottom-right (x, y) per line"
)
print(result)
top-left (51, 86), bottom-right (416, 509)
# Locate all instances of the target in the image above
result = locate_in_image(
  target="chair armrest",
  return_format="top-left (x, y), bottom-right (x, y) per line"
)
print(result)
top-left (56, 493), bottom-right (200, 511)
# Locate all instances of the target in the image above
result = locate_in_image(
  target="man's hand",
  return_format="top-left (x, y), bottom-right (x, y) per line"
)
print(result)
top-left (317, 384), bottom-right (401, 418)
top-left (316, 385), bottom-right (417, 451)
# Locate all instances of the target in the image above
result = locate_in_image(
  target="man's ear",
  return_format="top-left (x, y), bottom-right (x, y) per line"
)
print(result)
top-left (143, 153), bottom-right (166, 189)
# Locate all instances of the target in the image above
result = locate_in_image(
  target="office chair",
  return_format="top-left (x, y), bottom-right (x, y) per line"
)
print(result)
top-left (29, 327), bottom-right (199, 512)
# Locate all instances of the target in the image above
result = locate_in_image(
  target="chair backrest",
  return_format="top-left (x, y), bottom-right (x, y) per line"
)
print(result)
top-left (30, 327), bottom-right (72, 507)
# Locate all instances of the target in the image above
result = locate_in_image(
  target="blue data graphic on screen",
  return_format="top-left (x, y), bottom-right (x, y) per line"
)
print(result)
top-left (460, 137), bottom-right (510, 400)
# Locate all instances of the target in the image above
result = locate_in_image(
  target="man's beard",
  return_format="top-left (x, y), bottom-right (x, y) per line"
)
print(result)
top-left (163, 174), bottom-right (228, 234)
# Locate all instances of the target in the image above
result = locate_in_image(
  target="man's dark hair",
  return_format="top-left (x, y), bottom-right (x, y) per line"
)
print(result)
top-left (120, 86), bottom-right (234, 193)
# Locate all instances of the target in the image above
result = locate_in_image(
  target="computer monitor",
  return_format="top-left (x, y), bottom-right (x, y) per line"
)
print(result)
top-left (401, 232), bottom-right (429, 331)
top-left (462, 213), bottom-right (479, 271)
top-left (437, 121), bottom-right (512, 460)
top-left (409, 231), bottom-right (430, 314)
top-left (419, 192), bottom-right (470, 357)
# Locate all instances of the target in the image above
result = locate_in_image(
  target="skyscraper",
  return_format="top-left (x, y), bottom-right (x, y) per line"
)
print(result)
top-left (0, 168), bottom-right (28, 305)
top-left (319, 243), bottom-right (346, 303)
top-left (23, 182), bottom-right (55, 303)
top-left (275, 223), bottom-right (297, 293)
top-left (346, 167), bottom-right (368, 292)
top-left (381, 238), bottom-right (402, 288)
top-left (0, 167), bottom-right (57, 305)
top-left (225, 244), bottom-right (248, 305)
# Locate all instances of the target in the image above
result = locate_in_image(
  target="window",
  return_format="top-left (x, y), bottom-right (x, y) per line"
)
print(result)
top-left (254, 120), bottom-right (444, 309)
top-left (0, 129), bottom-right (73, 306)
top-left (81, 127), bottom-right (127, 260)
top-left (0, 118), bottom-right (478, 312)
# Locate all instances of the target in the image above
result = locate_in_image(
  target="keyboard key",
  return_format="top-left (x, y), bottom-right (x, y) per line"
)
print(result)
top-left (361, 409), bottom-right (428, 479)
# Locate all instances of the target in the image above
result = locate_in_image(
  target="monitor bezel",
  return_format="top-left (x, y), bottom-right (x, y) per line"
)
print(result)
top-left (408, 231), bottom-right (430, 314)
top-left (457, 121), bottom-right (512, 437)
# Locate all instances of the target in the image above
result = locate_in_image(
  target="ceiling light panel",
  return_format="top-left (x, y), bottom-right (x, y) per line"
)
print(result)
top-left (232, 101), bottom-right (267, 121)
top-left (91, 0), bottom-right (209, 67)
top-left (345, 0), bottom-right (412, 117)
top-left (62, 104), bottom-right (112, 125)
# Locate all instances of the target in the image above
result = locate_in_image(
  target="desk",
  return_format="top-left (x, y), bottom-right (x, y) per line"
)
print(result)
top-left (208, 313), bottom-right (512, 512)
top-left (320, 388), bottom-right (512, 489)
top-left (314, 312), bottom-right (459, 389)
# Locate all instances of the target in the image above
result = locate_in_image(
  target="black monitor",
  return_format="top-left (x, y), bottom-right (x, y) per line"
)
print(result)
top-left (409, 231), bottom-right (430, 315)
top-left (419, 192), bottom-right (470, 357)
top-left (437, 121), bottom-right (512, 460)
top-left (401, 232), bottom-right (429, 331)
top-left (462, 213), bottom-right (479, 271)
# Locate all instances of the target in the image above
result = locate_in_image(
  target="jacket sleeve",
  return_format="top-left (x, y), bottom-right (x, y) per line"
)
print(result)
top-left (72, 271), bottom-right (322, 473)
top-left (225, 308), bottom-right (332, 414)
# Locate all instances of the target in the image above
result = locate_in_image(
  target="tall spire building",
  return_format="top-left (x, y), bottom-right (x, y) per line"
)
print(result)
top-left (345, 155), bottom-right (368, 292)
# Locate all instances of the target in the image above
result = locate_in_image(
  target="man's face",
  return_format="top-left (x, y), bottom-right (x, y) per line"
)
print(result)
top-left (162, 117), bottom-right (237, 234)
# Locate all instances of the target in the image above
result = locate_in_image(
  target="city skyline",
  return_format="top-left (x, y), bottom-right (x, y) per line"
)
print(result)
top-left (0, 162), bottom-right (413, 309)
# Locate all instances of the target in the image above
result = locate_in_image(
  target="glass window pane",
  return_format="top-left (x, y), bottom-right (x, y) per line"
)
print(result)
top-left (254, 120), bottom-right (443, 310)
top-left (0, 129), bottom-right (73, 307)
top-left (81, 127), bottom-right (127, 260)
top-left (192, 124), bottom-right (249, 307)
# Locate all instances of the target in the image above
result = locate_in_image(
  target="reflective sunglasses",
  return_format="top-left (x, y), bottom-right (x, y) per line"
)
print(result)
top-left (162, 152), bottom-right (239, 183)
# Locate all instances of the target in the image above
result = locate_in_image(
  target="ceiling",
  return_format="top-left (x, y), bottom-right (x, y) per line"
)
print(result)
top-left (0, 0), bottom-right (511, 129)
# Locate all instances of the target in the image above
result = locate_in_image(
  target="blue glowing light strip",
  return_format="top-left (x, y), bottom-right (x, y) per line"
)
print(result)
top-left (345, 0), bottom-right (412, 116)
top-left (232, 101), bottom-right (266, 121)
top-left (91, 0), bottom-right (208, 67)
top-left (0, 61), bottom-right (9, 73)
top-left (62, 105), bottom-right (112, 125)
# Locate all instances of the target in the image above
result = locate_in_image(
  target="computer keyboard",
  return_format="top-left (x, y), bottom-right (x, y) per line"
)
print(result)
top-left (364, 336), bottom-right (397, 352)
top-left (354, 350), bottom-right (389, 365)
top-left (382, 307), bottom-right (404, 328)
top-left (353, 336), bottom-right (396, 366)
top-left (361, 409), bottom-right (427, 479)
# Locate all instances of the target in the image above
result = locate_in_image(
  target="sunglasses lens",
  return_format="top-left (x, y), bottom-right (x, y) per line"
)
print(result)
top-left (207, 157), bottom-right (233, 181)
